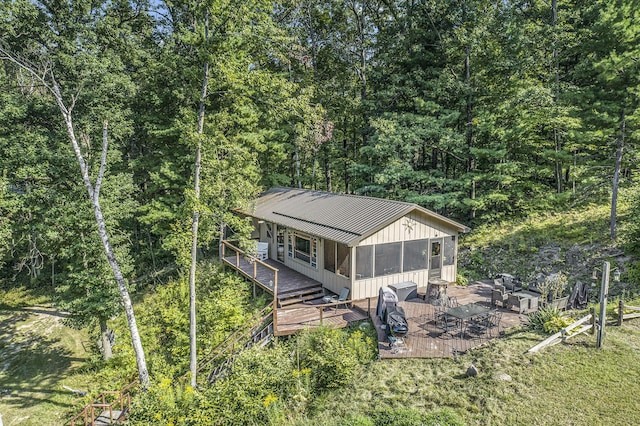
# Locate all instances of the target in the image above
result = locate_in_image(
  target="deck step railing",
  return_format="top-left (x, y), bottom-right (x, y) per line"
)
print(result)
top-left (69, 382), bottom-right (137, 426)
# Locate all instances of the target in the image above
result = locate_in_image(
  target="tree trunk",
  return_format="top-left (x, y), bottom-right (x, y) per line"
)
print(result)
top-left (552, 0), bottom-right (563, 193)
top-left (67, 115), bottom-right (149, 388)
top-left (0, 44), bottom-right (150, 389)
top-left (189, 10), bottom-right (210, 389)
top-left (100, 318), bottom-right (113, 360)
top-left (610, 109), bottom-right (625, 240)
top-left (465, 44), bottom-right (476, 220)
top-left (295, 147), bottom-right (302, 188)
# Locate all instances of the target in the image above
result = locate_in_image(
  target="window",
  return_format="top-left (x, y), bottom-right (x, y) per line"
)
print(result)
top-left (403, 239), bottom-right (428, 272)
top-left (356, 245), bottom-right (373, 279)
top-left (336, 243), bottom-right (350, 278)
top-left (295, 234), bottom-right (311, 263)
top-left (443, 236), bottom-right (455, 266)
top-left (324, 240), bottom-right (336, 273)
top-left (375, 243), bottom-right (402, 276)
top-left (289, 232), bottom-right (317, 268)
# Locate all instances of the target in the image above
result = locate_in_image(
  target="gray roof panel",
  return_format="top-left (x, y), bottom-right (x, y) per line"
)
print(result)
top-left (240, 187), bottom-right (469, 246)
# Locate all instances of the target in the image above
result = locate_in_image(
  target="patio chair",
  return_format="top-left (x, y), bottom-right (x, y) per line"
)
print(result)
top-left (434, 306), bottom-right (460, 335)
top-left (486, 310), bottom-right (503, 337)
top-left (464, 317), bottom-right (488, 339)
top-left (331, 287), bottom-right (350, 310)
top-left (506, 293), bottom-right (528, 314)
top-left (445, 296), bottom-right (459, 308)
top-left (492, 285), bottom-right (509, 308)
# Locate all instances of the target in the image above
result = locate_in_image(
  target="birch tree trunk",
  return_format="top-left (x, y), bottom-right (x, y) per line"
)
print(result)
top-left (0, 47), bottom-right (150, 387)
top-left (189, 10), bottom-right (210, 388)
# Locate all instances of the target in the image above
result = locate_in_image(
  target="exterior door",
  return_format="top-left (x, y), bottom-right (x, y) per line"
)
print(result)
top-left (429, 238), bottom-right (443, 279)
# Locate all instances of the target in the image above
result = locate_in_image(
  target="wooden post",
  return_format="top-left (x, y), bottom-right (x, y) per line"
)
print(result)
top-left (319, 307), bottom-right (324, 324)
top-left (253, 261), bottom-right (257, 279)
top-left (597, 261), bottom-right (610, 348)
top-left (235, 250), bottom-right (239, 268)
top-left (618, 299), bottom-right (624, 326)
top-left (590, 307), bottom-right (596, 335)
top-left (273, 271), bottom-right (278, 334)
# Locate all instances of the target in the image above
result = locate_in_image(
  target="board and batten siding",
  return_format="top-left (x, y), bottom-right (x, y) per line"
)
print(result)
top-left (351, 211), bottom-right (459, 300)
top-left (358, 211), bottom-right (452, 245)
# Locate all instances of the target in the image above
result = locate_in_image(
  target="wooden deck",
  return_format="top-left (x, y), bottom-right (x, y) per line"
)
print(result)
top-left (223, 255), bottom-right (321, 296)
top-left (275, 302), bottom-right (371, 336)
top-left (222, 242), bottom-right (530, 355)
top-left (371, 281), bottom-right (531, 359)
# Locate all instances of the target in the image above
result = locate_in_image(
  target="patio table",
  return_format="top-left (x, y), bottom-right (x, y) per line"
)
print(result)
top-left (446, 303), bottom-right (491, 321)
top-left (446, 303), bottom-right (492, 338)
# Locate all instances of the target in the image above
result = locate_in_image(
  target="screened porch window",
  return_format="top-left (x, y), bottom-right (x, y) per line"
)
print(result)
top-left (403, 239), bottom-right (428, 272)
top-left (375, 242), bottom-right (402, 276)
top-left (336, 243), bottom-right (350, 278)
top-left (443, 236), bottom-right (455, 266)
top-left (324, 241), bottom-right (336, 272)
top-left (355, 245), bottom-right (373, 279)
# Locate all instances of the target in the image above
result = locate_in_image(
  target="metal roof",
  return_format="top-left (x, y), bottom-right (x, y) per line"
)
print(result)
top-left (240, 187), bottom-right (470, 246)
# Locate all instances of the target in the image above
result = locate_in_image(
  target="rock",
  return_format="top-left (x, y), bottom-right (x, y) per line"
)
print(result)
top-left (466, 364), bottom-right (478, 377)
top-left (493, 372), bottom-right (512, 382)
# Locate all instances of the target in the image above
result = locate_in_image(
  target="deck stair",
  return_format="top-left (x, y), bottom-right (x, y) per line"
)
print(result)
top-left (69, 382), bottom-right (135, 426)
top-left (277, 285), bottom-right (324, 307)
top-left (196, 304), bottom-right (275, 385)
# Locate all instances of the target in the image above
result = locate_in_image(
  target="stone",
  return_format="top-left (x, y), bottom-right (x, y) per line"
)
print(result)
top-left (493, 372), bottom-right (512, 382)
top-left (466, 364), bottom-right (478, 377)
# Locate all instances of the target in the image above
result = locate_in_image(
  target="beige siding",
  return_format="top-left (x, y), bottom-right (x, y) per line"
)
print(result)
top-left (283, 256), bottom-right (323, 281)
top-left (254, 214), bottom-right (459, 300)
top-left (351, 266), bottom-right (457, 299)
top-left (352, 270), bottom-right (430, 300)
top-left (321, 270), bottom-right (351, 296)
top-left (358, 211), bottom-right (455, 246)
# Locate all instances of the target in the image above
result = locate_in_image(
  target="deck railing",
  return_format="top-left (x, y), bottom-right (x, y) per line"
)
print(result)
top-left (69, 381), bottom-right (136, 425)
top-left (275, 296), bottom-right (373, 333)
top-left (221, 240), bottom-right (280, 331)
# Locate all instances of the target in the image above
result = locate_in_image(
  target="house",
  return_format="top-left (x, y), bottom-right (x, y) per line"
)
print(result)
top-left (235, 187), bottom-right (470, 300)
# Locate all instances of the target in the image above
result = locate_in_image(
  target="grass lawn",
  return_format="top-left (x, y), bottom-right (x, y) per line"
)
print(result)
top-left (302, 316), bottom-right (640, 425)
top-left (0, 297), bottom-right (93, 426)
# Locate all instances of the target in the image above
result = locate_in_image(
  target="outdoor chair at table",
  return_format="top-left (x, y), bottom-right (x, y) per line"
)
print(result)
top-left (434, 305), bottom-right (460, 335)
top-left (485, 310), bottom-right (503, 337)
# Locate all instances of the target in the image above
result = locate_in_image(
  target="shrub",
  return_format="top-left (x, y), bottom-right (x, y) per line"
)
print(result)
top-left (295, 325), bottom-right (377, 393)
top-left (528, 306), bottom-right (562, 333)
top-left (543, 316), bottom-right (574, 334)
top-left (456, 274), bottom-right (468, 287)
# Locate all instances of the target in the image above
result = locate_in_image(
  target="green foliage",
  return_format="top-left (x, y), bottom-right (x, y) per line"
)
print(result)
top-left (126, 319), bottom-right (378, 425)
top-left (528, 306), bottom-right (568, 334)
top-left (543, 316), bottom-right (575, 335)
top-left (456, 274), bottom-right (469, 287)
top-left (368, 408), bottom-right (465, 426)
top-left (295, 324), bottom-right (377, 392)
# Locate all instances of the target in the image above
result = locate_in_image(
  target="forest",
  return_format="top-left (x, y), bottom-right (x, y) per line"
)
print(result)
top-left (0, 0), bottom-right (639, 424)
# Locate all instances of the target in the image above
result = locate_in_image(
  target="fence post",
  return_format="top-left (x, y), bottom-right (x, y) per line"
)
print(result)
top-left (596, 261), bottom-right (610, 349)
top-left (590, 307), bottom-right (596, 335)
top-left (319, 307), bottom-right (323, 324)
top-left (618, 299), bottom-right (624, 326)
